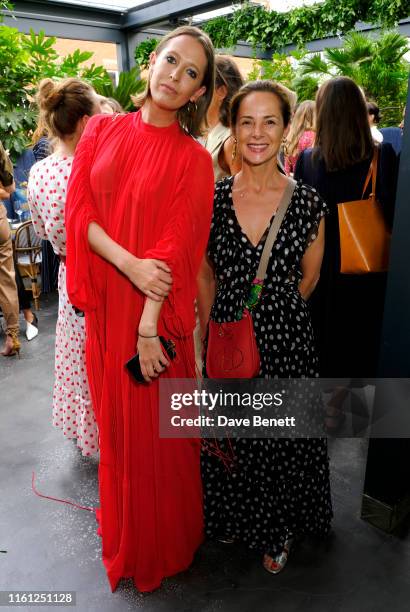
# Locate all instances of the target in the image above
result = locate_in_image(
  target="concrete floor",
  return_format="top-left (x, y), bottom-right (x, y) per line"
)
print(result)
top-left (1, 293), bottom-right (410, 612)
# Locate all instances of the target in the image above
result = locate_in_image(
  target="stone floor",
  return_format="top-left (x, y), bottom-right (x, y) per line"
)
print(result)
top-left (1, 293), bottom-right (410, 612)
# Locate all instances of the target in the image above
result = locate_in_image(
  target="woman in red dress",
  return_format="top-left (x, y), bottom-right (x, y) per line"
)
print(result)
top-left (65, 26), bottom-right (215, 592)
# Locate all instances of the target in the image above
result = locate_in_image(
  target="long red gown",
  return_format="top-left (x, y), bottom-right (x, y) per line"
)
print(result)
top-left (65, 111), bottom-right (214, 592)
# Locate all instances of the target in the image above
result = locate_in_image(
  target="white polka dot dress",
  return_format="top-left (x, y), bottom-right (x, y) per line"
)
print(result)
top-left (28, 153), bottom-right (99, 456)
top-left (202, 176), bottom-right (333, 556)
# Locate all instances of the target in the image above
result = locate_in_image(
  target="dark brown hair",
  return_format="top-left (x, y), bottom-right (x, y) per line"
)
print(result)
top-left (215, 55), bottom-right (244, 127)
top-left (367, 101), bottom-right (380, 124)
top-left (36, 77), bottom-right (97, 139)
top-left (315, 77), bottom-right (373, 171)
top-left (230, 80), bottom-right (292, 129)
top-left (132, 26), bottom-right (215, 138)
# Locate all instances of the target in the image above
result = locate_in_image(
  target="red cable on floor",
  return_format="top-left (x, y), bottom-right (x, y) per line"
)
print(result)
top-left (31, 471), bottom-right (96, 513)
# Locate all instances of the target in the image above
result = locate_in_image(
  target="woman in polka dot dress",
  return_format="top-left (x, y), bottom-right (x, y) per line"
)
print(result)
top-left (28, 78), bottom-right (101, 456)
top-left (198, 81), bottom-right (333, 574)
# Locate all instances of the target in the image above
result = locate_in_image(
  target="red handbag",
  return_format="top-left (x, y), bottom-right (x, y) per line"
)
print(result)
top-left (205, 178), bottom-right (296, 379)
top-left (206, 309), bottom-right (260, 378)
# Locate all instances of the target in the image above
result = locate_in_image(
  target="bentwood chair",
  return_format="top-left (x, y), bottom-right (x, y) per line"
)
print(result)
top-left (14, 220), bottom-right (42, 309)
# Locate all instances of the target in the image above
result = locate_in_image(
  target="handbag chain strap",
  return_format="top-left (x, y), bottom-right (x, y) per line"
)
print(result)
top-left (361, 146), bottom-right (379, 200)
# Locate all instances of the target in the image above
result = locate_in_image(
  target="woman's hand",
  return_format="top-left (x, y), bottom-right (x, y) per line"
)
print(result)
top-left (88, 222), bottom-right (172, 301)
top-left (121, 255), bottom-right (173, 301)
top-left (137, 335), bottom-right (170, 383)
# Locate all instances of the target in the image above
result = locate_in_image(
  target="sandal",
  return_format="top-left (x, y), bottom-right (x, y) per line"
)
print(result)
top-left (263, 538), bottom-right (293, 574)
top-left (1, 330), bottom-right (21, 358)
top-left (25, 313), bottom-right (39, 341)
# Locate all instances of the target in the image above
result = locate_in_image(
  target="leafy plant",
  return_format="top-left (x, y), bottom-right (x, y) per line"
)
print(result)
top-left (134, 38), bottom-right (158, 71)
top-left (299, 31), bottom-right (409, 125)
top-left (248, 31), bottom-right (409, 126)
top-left (0, 25), bottom-right (112, 160)
top-left (247, 49), bottom-right (320, 103)
top-left (0, 1), bottom-right (13, 17)
top-left (95, 66), bottom-right (146, 111)
top-left (202, 0), bottom-right (410, 52)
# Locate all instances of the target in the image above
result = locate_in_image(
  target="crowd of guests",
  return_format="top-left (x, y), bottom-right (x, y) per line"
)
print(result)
top-left (0, 24), bottom-right (403, 591)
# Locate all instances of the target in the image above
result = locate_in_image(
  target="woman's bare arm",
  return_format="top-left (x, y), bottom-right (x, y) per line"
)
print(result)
top-left (299, 217), bottom-right (325, 301)
top-left (88, 221), bottom-right (172, 301)
top-left (137, 298), bottom-right (170, 382)
top-left (197, 254), bottom-right (216, 340)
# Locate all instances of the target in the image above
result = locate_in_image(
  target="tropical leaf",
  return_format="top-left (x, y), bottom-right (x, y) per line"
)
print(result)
top-left (323, 48), bottom-right (358, 76)
top-left (342, 31), bottom-right (373, 62)
top-left (95, 66), bottom-right (146, 111)
top-left (299, 53), bottom-right (332, 76)
top-left (375, 32), bottom-right (409, 64)
top-left (292, 74), bottom-right (320, 102)
top-left (0, 24), bottom-right (114, 160)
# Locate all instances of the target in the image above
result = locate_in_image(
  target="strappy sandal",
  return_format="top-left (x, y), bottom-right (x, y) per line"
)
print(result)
top-left (1, 330), bottom-right (21, 358)
top-left (263, 537), bottom-right (293, 574)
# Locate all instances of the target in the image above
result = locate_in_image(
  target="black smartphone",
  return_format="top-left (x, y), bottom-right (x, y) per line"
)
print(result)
top-left (125, 336), bottom-right (176, 383)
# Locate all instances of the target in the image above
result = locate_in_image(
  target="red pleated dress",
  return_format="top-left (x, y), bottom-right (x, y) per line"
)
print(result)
top-left (65, 111), bottom-right (214, 592)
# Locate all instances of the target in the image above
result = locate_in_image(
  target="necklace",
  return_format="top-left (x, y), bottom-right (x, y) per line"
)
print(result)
top-left (232, 185), bottom-right (264, 199)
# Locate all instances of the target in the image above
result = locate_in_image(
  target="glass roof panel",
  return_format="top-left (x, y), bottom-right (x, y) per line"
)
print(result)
top-left (47, 0), bottom-right (326, 16)
top-left (192, 6), bottom-right (236, 23)
top-left (46, 0), bottom-right (155, 12)
top-left (193, 1), bottom-right (325, 23)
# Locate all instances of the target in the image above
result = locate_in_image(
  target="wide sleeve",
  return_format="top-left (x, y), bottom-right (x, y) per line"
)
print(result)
top-left (65, 115), bottom-right (107, 312)
top-left (144, 145), bottom-right (214, 337)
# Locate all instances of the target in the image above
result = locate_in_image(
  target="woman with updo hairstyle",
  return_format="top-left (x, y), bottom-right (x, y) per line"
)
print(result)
top-left (28, 77), bottom-right (101, 456)
top-left (198, 80), bottom-right (332, 576)
top-left (64, 26), bottom-right (215, 592)
top-left (204, 54), bottom-right (244, 180)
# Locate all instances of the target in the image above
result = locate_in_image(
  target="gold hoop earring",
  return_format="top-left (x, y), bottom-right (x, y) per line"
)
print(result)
top-left (187, 100), bottom-right (198, 115)
top-left (232, 138), bottom-right (237, 161)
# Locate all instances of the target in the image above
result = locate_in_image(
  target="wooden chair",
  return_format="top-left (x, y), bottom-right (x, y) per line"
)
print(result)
top-left (14, 220), bottom-right (42, 310)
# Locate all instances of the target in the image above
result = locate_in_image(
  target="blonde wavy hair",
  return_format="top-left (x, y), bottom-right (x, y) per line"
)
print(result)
top-left (283, 100), bottom-right (316, 158)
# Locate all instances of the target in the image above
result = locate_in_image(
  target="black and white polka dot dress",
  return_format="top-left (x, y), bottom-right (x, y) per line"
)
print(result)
top-left (201, 176), bottom-right (333, 556)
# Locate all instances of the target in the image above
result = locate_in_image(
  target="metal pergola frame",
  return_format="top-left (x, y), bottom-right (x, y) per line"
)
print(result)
top-left (4, 1), bottom-right (410, 71)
